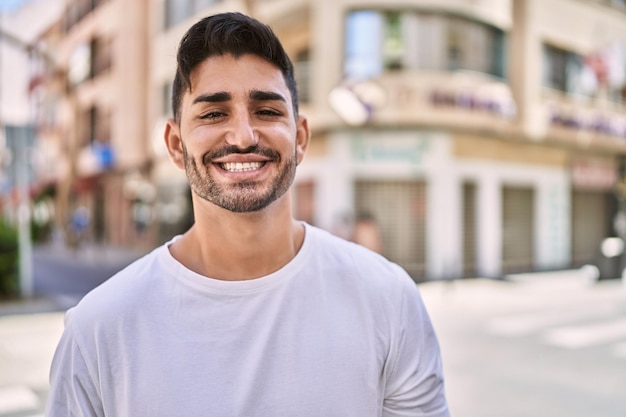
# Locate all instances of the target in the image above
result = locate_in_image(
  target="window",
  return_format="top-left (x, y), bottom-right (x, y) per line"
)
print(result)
top-left (81, 106), bottom-right (111, 145)
top-left (163, 0), bottom-right (223, 29)
top-left (445, 16), bottom-right (505, 76)
top-left (344, 10), bottom-right (505, 79)
top-left (164, 0), bottom-right (193, 29)
top-left (543, 44), bottom-right (585, 94)
top-left (94, 107), bottom-right (111, 144)
top-left (90, 37), bottom-right (112, 78)
top-left (89, 107), bottom-right (98, 144)
top-left (162, 82), bottom-right (173, 117)
top-left (382, 12), bottom-right (404, 70)
top-left (64, 0), bottom-right (107, 31)
top-left (34, 92), bottom-right (59, 130)
top-left (193, 0), bottom-right (221, 13)
top-left (68, 43), bottom-right (91, 86)
top-left (608, 0), bottom-right (626, 9)
top-left (345, 11), bottom-right (383, 79)
top-left (294, 49), bottom-right (311, 104)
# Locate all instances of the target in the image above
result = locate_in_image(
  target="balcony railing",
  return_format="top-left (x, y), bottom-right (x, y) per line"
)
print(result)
top-left (326, 69), bottom-right (626, 153)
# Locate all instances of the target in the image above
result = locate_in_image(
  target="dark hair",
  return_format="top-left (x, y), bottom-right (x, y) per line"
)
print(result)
top-left (171, 12), bottom-right (298, 121)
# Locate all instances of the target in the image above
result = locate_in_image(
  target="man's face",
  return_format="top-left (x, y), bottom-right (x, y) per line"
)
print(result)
top-left (166, 54), bottom-right (309, 213)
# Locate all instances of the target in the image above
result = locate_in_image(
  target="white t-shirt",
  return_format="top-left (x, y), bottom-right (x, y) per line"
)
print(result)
top-left (46, 223), bottom-right (449, 417)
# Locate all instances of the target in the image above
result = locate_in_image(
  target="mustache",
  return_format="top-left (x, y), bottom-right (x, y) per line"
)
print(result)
top-left (202, 145), bottom-right (280, 165)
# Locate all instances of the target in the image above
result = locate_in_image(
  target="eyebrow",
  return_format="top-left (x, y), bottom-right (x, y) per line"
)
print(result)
top-left (191, 90), bottom-right (286, 105)
top-left (192, 91), bottom-right (231, 105)
top-left (249, 89), bottom-right (286, 103)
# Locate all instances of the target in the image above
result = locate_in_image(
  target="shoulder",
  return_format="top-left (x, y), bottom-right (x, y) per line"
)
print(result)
top-left (303, 225), bottom-right (430, 345)
top-left (304, 224), bottom-right (416, 295)
top-left (66, 244), bottom-right (168, 330)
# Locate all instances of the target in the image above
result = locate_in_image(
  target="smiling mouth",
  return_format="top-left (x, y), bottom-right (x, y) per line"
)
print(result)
top-left (219, 161), bottom-right (266, 172)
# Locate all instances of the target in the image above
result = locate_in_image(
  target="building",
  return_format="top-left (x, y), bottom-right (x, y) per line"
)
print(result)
top-left (303, 0), bottom-right (626, 281)
top-left (310, 0), bottom-right (626, 281)
top-left (32, 0), bottom-right (626, 280)
top-left (0, 0), bottom-right (63, 228)
top-left (32, 0), bottom-right (152, 247)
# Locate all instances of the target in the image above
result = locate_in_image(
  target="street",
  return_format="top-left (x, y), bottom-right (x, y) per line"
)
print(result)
top-left (420, 271), bottom-right (626, 417)
top-left (32, 243), bottom-right (148, 310)
top-left (0, 251), bottom-right (625, 417)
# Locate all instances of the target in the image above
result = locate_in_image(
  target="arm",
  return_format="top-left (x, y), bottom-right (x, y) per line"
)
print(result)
top-left (383, 270), bottom-right (450, 417)
top-left (45, 312), bottom-right (104, 417)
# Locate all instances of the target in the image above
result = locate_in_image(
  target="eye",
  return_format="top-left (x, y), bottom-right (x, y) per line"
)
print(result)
top-left (199, 111), bottom-right (225, 120)
top-left (256, 108), bottom-right (282, 117)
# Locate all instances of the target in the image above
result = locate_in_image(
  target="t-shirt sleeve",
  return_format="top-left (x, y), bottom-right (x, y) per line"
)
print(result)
top-left (382, 267), bottom-right (450, 417)
top-left (45, 311), bottom-right (104, 417)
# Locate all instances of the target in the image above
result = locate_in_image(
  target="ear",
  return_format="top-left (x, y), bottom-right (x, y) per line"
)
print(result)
top-left (164, 119), bottom-right (186, 170)
top-left (295, 115), bottom-right (310, 165)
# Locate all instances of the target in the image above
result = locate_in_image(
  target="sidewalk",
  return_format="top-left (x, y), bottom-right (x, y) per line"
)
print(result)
top-left (0, 311), bottom-right (64, 417)
top-left (0, 242), bottom-right (149, 416)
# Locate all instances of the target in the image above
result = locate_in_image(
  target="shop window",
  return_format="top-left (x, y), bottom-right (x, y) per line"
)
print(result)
top-left (502, 187), bottom-right (534, 273)
top-left (462, 182), bottom-right (477, 277)
top-left (354, 180), bottom-right (427, 281)
top-left (572, 190), bottom-right (612, 266)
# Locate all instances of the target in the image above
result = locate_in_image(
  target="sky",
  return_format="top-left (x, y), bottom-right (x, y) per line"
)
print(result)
top-left (0, 0), bottom-right (63, 125)
top-left (0, 0), bottom-right (29, 12)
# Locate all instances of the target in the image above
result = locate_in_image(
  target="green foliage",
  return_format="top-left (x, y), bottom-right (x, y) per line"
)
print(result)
top-left (0, 219), bottom-right (19, 299)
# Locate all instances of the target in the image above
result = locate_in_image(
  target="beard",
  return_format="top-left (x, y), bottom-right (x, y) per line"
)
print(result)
top-left (182, 141), bottom-right (297, 213)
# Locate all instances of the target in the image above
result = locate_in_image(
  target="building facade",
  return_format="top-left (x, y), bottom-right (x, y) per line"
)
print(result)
top-left (299, 0), bottom-right (626, 280)
top-left (31, 0), bottom-right (626, 280)
top-left (33, 0), bottom-right (153, 247)
top-left (301, 0), bottom-right (626, 281)
top-left (0, 0), bottom-right (63, 233)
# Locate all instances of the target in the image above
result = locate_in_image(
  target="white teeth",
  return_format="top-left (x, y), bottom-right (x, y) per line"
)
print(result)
top-left (221, 161), bottom-right (263, 172)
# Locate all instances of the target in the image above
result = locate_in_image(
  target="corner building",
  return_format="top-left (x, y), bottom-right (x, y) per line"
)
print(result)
top-left (147, 0), bottom-right (626, 281)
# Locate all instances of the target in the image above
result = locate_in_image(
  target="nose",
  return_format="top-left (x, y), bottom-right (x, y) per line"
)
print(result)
top-left (225, 112), bottom-right (258, 150)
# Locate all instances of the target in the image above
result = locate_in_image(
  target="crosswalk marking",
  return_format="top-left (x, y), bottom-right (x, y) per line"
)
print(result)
top-left (543, 317), bottom-right (626, 349)
top-left (612, 342), bottom-right (626, 358)
top-left (483, 298), bottom-right (626, 358)
top-left (485, 303), bottom-right (620, 337)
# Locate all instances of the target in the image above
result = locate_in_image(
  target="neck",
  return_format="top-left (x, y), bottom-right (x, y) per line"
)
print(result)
top-left (169, 196), bottom-right (305, 281)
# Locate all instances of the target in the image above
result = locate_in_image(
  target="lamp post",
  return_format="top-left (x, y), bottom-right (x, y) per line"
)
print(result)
top-left (14, 125), bottom-right (33, 297)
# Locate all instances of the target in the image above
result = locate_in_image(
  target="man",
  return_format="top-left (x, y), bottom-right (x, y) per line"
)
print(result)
top-left (46, 12), bottom-right (449, 417)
